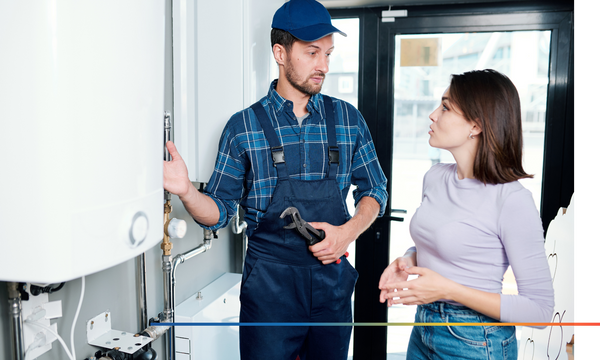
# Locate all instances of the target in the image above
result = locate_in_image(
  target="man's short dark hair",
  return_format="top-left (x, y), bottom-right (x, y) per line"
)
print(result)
top-left (271, 28), bottom-right (299, 53)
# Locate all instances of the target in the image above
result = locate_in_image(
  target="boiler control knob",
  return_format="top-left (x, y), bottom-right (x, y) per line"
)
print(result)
top-left (168, 218), bottom-right (187, 239)
top-left (129, 212), bottom-right (149, 246)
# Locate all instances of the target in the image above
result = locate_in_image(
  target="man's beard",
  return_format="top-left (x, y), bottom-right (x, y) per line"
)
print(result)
top-left (285, 60), bottom-right (326, 96)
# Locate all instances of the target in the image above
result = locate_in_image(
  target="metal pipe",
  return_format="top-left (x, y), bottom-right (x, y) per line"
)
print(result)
top-left (7, 282), bottom-right (24, 360)
top-left (161, 253), bottom-right (175, 360)
top-left (231, 206), bottom-right (247, 234)
top-left (161, 255), bottom-right (174, 324)
top-left (160, 124), bottom-right (214, 360)
top-left (136, 253), bottom-right (149, 331)
top-left (231, 206), bottom-right (248, 266)
top-left (167, 237), bottom-right (212, 360)
top-left (162, 238), bottom-right (213, 360)
top-left (164, 111), bottom-right (172, 162)
top-left (172, 239), bottom-right (213, 275)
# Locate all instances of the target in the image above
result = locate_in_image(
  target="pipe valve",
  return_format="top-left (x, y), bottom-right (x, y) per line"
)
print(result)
top-left (167, 218), bottom-right (187, 239)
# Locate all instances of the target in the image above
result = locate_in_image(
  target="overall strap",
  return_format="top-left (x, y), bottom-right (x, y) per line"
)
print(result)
top-left (251, 97), bottom-right (338, 180)
top-left (322, 95), bottom-right (339, 179)
top-left (250, 101), bottom-right (289, 179)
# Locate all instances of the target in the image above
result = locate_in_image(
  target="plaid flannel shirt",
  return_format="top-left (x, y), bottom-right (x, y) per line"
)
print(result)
top-left (201, 80), bottom-right (388, 231)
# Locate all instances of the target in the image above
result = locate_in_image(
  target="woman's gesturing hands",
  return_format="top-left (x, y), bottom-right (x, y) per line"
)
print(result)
top-left (379, 254), bottom-right (501, 319)
top-left (379, 266), bottom-right (457, 306)
top-left (379, 256), bottom-right (413, 306)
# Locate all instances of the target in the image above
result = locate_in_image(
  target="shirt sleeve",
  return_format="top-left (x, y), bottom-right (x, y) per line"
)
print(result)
top-left (498, 188), bottom-right (555, 325)
top-left (350, 109), bottom-right (388, 217)
top-left (198, 117), bottom-right (248, 230)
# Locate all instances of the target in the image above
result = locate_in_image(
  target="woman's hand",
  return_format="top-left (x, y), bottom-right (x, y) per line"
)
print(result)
top-left (378, 256), bottom-right (414, 306)
top-left (380, 266), bottom-right (457, 306)
top-left (381, 266), bottom-right (502, 319)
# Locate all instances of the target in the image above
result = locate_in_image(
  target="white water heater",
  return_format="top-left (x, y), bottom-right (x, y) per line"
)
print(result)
top-left (0, 1), bottom-right (165, 283)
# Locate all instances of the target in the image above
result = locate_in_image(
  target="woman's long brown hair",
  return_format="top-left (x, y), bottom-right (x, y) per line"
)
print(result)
top-left (448, 69), bottom-right (532, 184)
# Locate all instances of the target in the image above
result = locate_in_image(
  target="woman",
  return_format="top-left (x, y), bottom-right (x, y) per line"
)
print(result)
top-left (379, 69), bottom-right (554, 359)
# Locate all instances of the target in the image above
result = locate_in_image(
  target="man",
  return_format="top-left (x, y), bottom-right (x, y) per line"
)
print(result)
top-left (163, 0), bottom-right (387, 358)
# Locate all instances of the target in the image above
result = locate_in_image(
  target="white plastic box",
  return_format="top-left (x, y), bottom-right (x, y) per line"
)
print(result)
top-left (175, 273), bottom-right (242, 360)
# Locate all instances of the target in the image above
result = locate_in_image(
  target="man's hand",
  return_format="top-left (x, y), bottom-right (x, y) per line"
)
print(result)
top-left (307, 222), bottom-right (352, 265)
top-left (164, 141), bottom-right (193, 197)
top-left (308, 196), bottom-right (380, 265)
top-left (163, 141), bottom-right (220, 227)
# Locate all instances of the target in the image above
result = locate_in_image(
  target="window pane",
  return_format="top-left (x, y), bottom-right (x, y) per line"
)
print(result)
top-left (326, 17), bottom-right (360, 360)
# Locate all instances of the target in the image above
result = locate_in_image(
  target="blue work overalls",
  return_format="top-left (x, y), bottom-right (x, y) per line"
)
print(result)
top-left (239, 96), bottom-right (358, 360)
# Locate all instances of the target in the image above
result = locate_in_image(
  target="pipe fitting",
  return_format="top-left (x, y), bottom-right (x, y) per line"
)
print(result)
top-left (231, 207), bottom-right (247, 235)
top-left (142, 324), bottom-right (171, 341)
top-left (167, 218), bottom-right (187, 239)
top-left (7, 282), bottom-right (24, 360)
top-left (161, 200), bottom-right (174, 255)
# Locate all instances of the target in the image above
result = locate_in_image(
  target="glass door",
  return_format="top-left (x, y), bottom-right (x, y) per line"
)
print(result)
top-left (322, 17), bottom-right (361, 360)
top-left (387, 30), bottom-right (552, 359)
top-left (330, 4), bottom-right (572, 359)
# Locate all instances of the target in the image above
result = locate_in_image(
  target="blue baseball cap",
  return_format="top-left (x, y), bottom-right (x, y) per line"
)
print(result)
top-left (272, 0), bottom-right (347, 42)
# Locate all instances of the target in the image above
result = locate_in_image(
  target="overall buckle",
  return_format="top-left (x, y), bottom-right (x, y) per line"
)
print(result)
top-left (328, 146), bottom-right (339, 164)
top-left (271, 146), bottom-right (285, 166)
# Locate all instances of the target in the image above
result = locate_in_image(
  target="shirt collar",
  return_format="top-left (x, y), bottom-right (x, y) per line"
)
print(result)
top-left (267, 79), bottom-right (324, 118)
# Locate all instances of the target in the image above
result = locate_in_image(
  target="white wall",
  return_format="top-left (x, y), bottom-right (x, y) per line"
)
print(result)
top-left (173, 0), bottom-right (283, 183)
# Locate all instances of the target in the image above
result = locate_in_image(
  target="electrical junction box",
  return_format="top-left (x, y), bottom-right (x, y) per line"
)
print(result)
top-left (21, 286), bottom-right (63, 359)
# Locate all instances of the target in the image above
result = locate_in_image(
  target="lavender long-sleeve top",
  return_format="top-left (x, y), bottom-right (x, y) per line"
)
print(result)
top-left (408, 163), bottom-right (554, 323)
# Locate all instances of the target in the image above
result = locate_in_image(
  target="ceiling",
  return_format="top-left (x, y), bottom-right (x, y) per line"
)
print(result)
top-left (320, 0), bottom-right (525, 9)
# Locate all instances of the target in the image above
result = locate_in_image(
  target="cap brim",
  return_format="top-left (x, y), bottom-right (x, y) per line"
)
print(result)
top-left (288, 23), bottom-right (347, 42)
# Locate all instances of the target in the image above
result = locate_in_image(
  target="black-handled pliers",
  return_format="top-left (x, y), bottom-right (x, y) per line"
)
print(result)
top-left (280, 206), bottom-right (325, 246)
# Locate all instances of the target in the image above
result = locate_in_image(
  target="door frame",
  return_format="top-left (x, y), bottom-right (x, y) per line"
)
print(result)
top-left (330, 2), bottom-right (574, 359)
